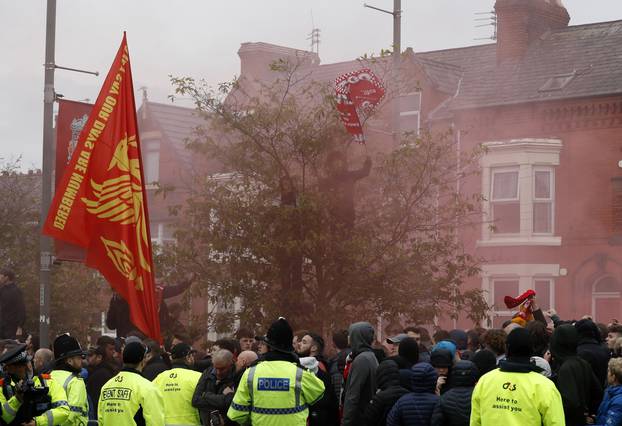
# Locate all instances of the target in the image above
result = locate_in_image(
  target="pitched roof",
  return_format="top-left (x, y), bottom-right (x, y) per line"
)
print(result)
top-left (420, 19), bottom-right (622, 114)
top-left (138, 101), bottom-right (205, 164)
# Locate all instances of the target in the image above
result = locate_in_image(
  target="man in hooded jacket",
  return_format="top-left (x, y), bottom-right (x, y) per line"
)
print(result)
top-left (386, 363), bottom-right (439, 426)
top-left (431, 360), bottom-right (479, 426)
top-left (550, 324), bottom-right (603, 426)
top-left (341, 321), bottom-right (378, 426)
top-left (575, 319), bottom-right (610, 387)
top-left (363, 360), bottom-right (409, 426)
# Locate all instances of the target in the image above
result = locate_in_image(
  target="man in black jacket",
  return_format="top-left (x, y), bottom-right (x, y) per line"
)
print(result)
top-left (431, 360), bottom-right (479, 426)
top-left (142, 339), bottom-right (170, 381)
top-left (192, 348), bottom-right (237, 425)
top-left (0, 269), bottom-right (25, 339)
top-left (364, 360), bottom-right (409, 426)
top-left (85, 345), bottom-right (116, 418)
top-left (106, 278), bottom-right (192, 337)
top-left (575, 318), bottom-right (610, 387)
top-left (551, 324), bottom-right (603, 426)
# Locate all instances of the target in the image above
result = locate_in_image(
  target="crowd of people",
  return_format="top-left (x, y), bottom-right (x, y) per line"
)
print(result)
top-left (2, 298), bottom-right (622, 424)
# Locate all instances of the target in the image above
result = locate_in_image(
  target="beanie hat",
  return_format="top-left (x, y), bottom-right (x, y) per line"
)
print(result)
top-left (430, 348), bottom-right (453, 368)
top-left (433, 340), bottom-right (457, 358)
top-left (550, 324), bottom-right (579, 361)
top-left (472, 349), bottom-right (497, 375)
top-left (123, 341), bottom-right (147, 364)
top-left (265, 317), bottom-right (295, 353)
top-left (506, 327), bottom-right (533, 359)
top-left (398, 337), bottom-right (420, 366)
top-left (449, 330), bottom-right (468, 351)
top-left (574, 318), bottom-right (600, 341)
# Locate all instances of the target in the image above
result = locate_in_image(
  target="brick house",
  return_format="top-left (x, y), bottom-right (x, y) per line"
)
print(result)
top-left (140, 0), bottom-right (622, 330)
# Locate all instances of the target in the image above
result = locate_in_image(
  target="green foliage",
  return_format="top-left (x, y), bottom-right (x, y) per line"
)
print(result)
top-left (165, 60), bottom-right (489, 333)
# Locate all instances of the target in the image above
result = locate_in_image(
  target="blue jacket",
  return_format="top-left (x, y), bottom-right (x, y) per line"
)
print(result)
top-left (387, 363), bottom-right (439, 426)
top-left (596, 385), bottom-right (622, 426)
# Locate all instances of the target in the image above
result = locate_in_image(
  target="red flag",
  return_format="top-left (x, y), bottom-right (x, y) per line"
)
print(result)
top-left (335, 68), bottom-right (385, 144)
top-left (54, 99), bottom-right (92, 262)
top-left (43, 34), bottom-right (160, 341)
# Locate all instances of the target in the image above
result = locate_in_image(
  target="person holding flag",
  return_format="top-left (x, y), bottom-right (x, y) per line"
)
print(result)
top-left (43, 33), bottom-right (160, 343)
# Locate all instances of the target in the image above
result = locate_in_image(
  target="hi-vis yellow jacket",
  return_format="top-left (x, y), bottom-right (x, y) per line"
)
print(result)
top-left (51, 369), bottom-right (89, 426)
top-left (470, 369), bottom-right (565, 426)
top-left (227, 360), bottom-right (324, 426)
top-left (153, 366), bottom-right (202, 425)
top-left (98, 369), bottom-right (164, 426)
top-left (0, 374), bottom-right (70, 425)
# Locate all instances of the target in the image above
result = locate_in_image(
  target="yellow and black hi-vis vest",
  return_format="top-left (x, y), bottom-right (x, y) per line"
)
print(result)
top-left (227, 360), bottom-right (325, 426)
top-left (0, 373), bottom-right (70, 425)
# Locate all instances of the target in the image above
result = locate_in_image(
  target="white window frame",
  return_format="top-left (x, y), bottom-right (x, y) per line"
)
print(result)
top-left (150, 222), bottom-right (176, 246)
top-left (399, 92), bottom-right (421, 135)
top-left (141, 131), bottom-right (162, 189)
top-left (479, 138), bottom-right (562, 247)
top-left (482, 264), bottom-right (559, 323)
top-left (490, 167), bottom-right (521, 235)
top-left (532, 167), bottom-right (555, 235)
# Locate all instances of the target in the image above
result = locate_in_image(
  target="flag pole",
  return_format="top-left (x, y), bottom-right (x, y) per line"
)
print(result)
top-left (40, 0), bottom-right (57, 348)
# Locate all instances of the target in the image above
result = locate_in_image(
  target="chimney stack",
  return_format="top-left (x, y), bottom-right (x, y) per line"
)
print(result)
top-left (495, 0), bottom-right (569, 64)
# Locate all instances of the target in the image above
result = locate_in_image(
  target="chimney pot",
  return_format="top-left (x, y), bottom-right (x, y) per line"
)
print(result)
top-left (495, 0), bottom-right (570, 64)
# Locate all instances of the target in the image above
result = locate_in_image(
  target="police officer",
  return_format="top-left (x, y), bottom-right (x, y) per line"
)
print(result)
top-left (0, 343), bottom-right (70, 425)
top-left (51, 333), bottom-right (89, 425)
top-left (153, 343), bottom-right (201, 425)
top-left (227, 317), bottom-right (325, 425)
top-left (98, 341), bottom-right (164, 425)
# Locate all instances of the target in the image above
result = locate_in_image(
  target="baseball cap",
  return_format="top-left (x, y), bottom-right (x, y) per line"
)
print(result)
top-left (170, 343), bottom-right (196, 359)
top-left (386, 333), bottom-right (408, 344)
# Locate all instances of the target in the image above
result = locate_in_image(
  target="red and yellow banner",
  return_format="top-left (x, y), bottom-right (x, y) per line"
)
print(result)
top-left (54, 99), bottom-right (92, 262)
top-left (43, 34), bottom-right (160, 341)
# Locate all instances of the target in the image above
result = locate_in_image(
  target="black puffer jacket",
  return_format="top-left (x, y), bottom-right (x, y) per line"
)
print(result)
top-left (386, 363), bottom-right (439, 426)
top-left (575, 319), bottom-right (610, 387)
top-left (364, 360), bottom-right (410, 426)
top-left (551, 324), bottom-right (603, 426)
top-left (431, 360), bottom-right (479, 426)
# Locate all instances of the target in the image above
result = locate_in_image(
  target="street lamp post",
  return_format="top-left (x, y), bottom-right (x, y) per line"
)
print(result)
top-left (39, 0), bottom-right (57, 349)
top-left (364, 0), bottom-right (402, 145)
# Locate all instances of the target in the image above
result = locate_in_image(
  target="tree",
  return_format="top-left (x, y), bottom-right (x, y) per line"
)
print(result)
top-left (166, 59), bottom-right (488, 335)
top-left (0, 159), bottom-right (109, 344)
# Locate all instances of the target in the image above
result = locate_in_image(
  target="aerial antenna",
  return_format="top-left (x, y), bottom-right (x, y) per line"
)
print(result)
top-left (474, 10), bottom-right (497, 41)
top-left (308, 10), bottom-right (320, 54)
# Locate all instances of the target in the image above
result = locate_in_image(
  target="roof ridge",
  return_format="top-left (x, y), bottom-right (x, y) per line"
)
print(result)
top-left (562, 18), bottom-right (622, 30)
top-left (415, 56), bottom-right (464, 71)
top-left (145, 101), bottom-right (197, 111)
top-left (418, 42), bottom-right (496, 56)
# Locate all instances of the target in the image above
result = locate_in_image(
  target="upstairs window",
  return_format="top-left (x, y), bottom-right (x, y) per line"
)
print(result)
top-left (491, 169), bottom-right (520, 234)
top-left (142, 140), bottom-right (160, 184)
top-left (480, 139), bottom-right (562, 246)
top-left (399, 92), bottom-right (421, 134)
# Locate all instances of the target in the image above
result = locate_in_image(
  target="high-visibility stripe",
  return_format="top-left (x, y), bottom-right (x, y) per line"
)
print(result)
top-left (2, 402), bottom-right (16, 416)
top-left (231, 401), bottom-right (251, 412)
top-left (51, 400), bottom-right (68, 408)
top-left (46, 410), bottom-right (54, 426)
top-left (63, 375), bottom-right (74, 393)
top-left (250, 404), bottom-right (308, 415)
top-left (294, 367), bottom-right (303, 408)
top-left (247, 365), bottom-right (257, 402)
top-left (69, 405), bottom-right (88, 416)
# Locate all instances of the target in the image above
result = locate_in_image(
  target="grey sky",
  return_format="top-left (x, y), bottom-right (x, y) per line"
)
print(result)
top-left (2, 0), bottom-right (622, 169)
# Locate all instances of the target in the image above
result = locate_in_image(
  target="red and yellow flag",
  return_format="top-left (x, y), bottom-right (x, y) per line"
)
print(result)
top-left (43, 34), bottom-right (160, 341)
